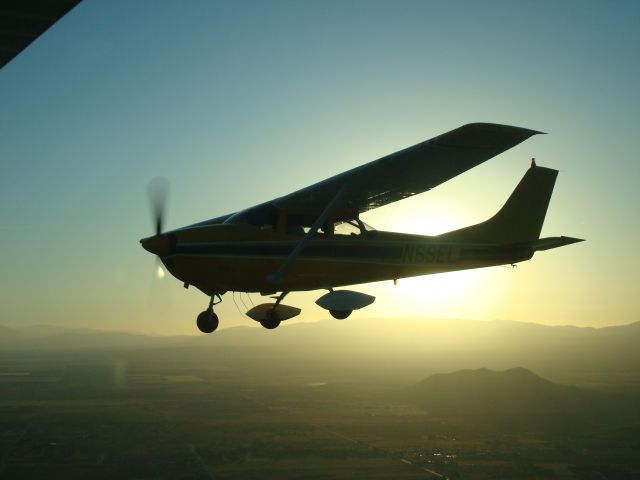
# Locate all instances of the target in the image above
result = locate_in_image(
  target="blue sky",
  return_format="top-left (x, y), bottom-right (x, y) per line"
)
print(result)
top-left (1, 0), bottom-right (638, 334)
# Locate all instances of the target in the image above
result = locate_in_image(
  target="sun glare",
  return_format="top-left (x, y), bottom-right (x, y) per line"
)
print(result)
top-left (400, 270), bottom-right (476, 300)
top-left (156, 265), bottom-right (165, 280)
top-left (365, 198), bottom-right (472, 237)
top-left (403, 215), bottom-right (461, 236)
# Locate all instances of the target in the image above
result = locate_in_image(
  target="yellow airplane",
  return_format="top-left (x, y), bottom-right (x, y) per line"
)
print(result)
top-left (140, 123), bottom-right (582, 333)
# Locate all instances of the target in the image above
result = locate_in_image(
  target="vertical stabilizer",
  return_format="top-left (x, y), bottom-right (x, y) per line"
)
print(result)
top-left (439, 166), bottom-right (558, 244)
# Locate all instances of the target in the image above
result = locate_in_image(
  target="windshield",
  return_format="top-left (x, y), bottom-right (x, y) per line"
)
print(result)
top-left (223, 202), bottom-right (280, 230)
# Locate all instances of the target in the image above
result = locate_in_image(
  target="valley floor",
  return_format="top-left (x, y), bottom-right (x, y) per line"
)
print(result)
top-left (0, 347), bottom-right (638, 480)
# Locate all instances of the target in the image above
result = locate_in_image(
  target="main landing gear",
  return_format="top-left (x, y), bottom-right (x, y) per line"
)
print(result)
top-left (259, 291), bottom-right (289, 330)
top-left (260, 315), bottom-right (280, 330)
top-left (329, 310), bottom-right (352, 320)
top-left (196, 294), bottom-right (222, 333)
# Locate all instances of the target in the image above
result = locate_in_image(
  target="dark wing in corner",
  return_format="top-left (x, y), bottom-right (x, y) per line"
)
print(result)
top-left (0, 0), bottom-right (81, 69)
top-left (275, 123), bottom-right (543, 214)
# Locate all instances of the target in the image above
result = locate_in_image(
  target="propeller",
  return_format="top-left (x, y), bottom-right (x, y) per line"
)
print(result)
top-left (141, 176), bottom-right (171, 259)
top-left (147, 176), bottom-right (169, 236)
top-left (143, 177), bottom-right (172, 316)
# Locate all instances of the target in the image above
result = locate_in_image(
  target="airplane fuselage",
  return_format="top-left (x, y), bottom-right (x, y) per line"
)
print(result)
top-left (159, 223), bottom-right (534, 295)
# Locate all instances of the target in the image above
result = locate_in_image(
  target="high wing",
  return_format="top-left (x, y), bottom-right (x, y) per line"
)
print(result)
top-left (0, 0), bottom-right (81, 69)
top-left (184, 122), bottom-right (542, 231)
top-left (274, 123), bottom-right (542, 214)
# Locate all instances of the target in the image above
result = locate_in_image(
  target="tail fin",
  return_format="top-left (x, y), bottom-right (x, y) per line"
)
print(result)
top-left (440, 166), bottom-right (558, 244)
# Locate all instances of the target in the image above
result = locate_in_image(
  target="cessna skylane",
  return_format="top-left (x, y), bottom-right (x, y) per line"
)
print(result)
top-left (140, 123), bottom-right (583, 333)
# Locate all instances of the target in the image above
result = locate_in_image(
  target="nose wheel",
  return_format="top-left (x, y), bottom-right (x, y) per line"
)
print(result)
top-left (196, 294), bottom-right (222, 333)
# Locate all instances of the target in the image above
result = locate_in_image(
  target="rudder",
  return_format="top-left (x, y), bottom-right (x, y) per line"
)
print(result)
top-left (439, 166), bottom-right (558, 244)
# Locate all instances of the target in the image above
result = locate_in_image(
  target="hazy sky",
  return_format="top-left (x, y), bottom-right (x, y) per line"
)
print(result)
top-left (1, 0), bottom-right (638, 334)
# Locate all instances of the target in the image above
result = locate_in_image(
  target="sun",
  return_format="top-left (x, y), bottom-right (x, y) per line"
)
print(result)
top-left (395, 269), bottom-right (479, 308)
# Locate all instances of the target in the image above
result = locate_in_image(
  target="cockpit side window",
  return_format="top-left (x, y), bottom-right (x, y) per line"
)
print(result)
top-left (285, 214), bottom-right (328, 236)
top-left (333, 220), bottom-right (361, 236)
top-left (332, 219), bottom-right (377, 236)
top-left (282, 216), bottom-right (375, 237)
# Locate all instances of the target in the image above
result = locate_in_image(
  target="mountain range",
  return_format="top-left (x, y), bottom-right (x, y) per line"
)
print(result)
top-left (1, 319), bottom-right (639, 386)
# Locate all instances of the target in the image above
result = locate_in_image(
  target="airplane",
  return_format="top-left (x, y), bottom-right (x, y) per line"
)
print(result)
top-left (140, 123), bottom-right (583, 333)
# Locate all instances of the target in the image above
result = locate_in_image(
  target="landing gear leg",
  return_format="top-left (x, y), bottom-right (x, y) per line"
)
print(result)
top-left (259, 291), bottom-right (288, 330)
top-left (196, 294), bottom-right (222, 333)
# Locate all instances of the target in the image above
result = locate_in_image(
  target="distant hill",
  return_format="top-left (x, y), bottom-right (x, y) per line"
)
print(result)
top-left (1, 320), bottom-right (639, 387)
top-left (0, 324), bottom-right (194, 350)
top-left (412, 367), bottom-right (594, 416)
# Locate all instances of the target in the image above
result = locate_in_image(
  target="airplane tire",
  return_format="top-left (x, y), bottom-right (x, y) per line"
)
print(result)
top-left (260, 318), bottom-right (280, 329)
top-left (196, 310), bottom-right (219, 333)
top-left (330, 310), bottom-right (352, 320)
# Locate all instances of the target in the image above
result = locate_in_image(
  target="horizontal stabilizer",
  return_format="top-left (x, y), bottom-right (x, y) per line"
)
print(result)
top-left (518, 236), bottom-right (584, 251)
top-left (246, 303), bottom-right (301, 322)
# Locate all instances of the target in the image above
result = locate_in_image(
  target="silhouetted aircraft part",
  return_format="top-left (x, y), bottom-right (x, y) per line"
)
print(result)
top-left (142, 178), bottom-right (173, 314)
top-left (438, 166), bottom-right (563, 244)
top-left (267, 184), bottom-right (349, 285)
top-left (260, 317), bottom-right (280, 329)
top-left (196, 309), bottom-right (219, 333)
top-left (272, 290), bottom-right (289, 309)
top-left (272, 123), bottom-right (544, 214)
top-left (141, 235), bottom-right (170, 256)
top-left (246, 291), bottom-right (299, 328)
top-left (246, 303), bottom-right (301, 324)
top-left (139, 123), bottom-right (583, 333)
top-left (518, 236), bottom-right (584, 251)
top-left (146, 176), bottom-right (169, 236)
top-left (0, 0), bottom-right (82, 69)
top-left (316, 290), bottom-right (375, 319)
top-left (194, 294), bottom-right (223, 333)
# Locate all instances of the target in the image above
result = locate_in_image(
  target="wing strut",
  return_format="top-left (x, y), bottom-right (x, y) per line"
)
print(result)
top-left (267, 184), bottom-right (349, 285)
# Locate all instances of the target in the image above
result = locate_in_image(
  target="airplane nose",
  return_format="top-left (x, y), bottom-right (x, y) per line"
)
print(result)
top-left (140, 234), bottom-right (170, 256)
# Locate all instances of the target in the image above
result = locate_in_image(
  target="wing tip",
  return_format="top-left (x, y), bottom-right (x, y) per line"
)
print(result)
top-left (461, 122), bottom-right (546, 137)
top-left (432, 122), bottom-right (545, 149)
